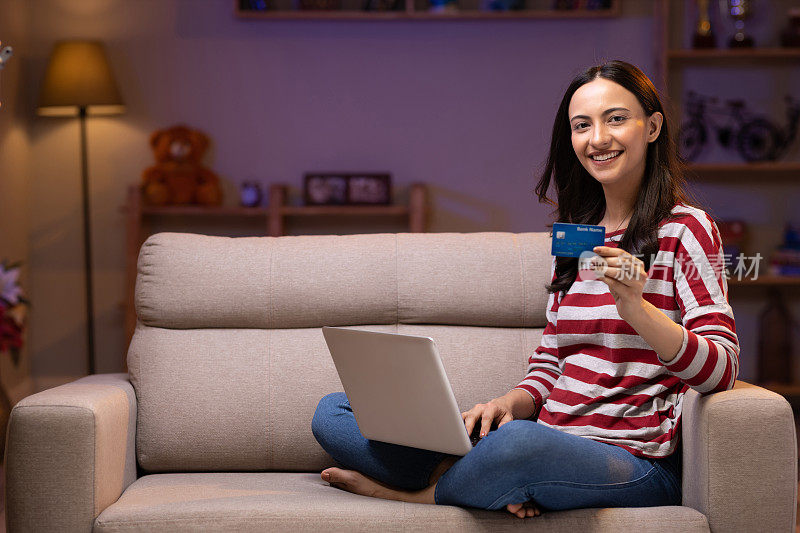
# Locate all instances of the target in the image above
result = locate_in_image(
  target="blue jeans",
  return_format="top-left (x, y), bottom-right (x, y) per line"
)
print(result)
top-left (311, 392), bottom-right (682, 511)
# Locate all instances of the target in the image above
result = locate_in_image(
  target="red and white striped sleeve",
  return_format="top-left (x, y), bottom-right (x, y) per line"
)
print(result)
top-left (658, 212), bottom-right (740, 394)
top-left (513, 257), bottom-right (562, 410)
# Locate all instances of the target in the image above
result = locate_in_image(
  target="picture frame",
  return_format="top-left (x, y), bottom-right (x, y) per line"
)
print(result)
top-left (346, 173), bottom-right (391, 205)
top-left (303, 173), bottom-right (392, 206)
top-left (303, 174), bottom-right (348, 205)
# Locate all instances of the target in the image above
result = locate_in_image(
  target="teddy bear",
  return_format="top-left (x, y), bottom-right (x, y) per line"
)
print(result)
top-left (141, 125), bottom-right (223, 206)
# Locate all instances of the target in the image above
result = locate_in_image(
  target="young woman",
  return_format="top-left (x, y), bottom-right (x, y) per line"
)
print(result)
top-left (311, 60), bottom-right (740, 519)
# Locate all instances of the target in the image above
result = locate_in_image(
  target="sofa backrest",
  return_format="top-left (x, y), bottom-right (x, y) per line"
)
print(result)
top-left (127, 232), bottom-right (552, 473)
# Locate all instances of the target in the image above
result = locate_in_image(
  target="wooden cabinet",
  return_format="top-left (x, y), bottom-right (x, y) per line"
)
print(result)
top-left (122, 182), bottom-right (428, 354)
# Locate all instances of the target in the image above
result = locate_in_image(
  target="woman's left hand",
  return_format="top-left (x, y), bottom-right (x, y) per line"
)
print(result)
top-left (588, 246), bottom-right (647, 321)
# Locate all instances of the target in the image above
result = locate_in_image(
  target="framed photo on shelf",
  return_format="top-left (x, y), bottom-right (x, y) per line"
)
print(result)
top-left (304, 174), bottom-right (348, 205)
top-left (303, 173), bottom-right (392, 206)
top-left (347, 174), bottom-right (391, 205)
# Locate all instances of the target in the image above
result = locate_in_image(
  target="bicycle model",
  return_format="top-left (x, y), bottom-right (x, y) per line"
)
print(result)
top-left (679, 91), bottom-right (800, 162)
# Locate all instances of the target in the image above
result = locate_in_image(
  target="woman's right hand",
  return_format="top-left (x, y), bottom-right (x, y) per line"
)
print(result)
top-left (461, 397), bottom-right (514, 439)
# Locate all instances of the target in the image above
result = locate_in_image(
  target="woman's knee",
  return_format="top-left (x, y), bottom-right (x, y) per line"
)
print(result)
top-left (435, 421), bottom-right (546, 509)
top-left (311, 391), bottom-right (348, 442)
top-left (494, 419), bottom-right (542, 445)
top-left (481, 420), bottom-right (549, 465)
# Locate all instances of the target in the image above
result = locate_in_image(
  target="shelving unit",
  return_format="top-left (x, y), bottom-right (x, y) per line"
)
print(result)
top-left (654, 0), bottom-right (800, 396)
top-left (121, 183), bottom-right (428, 350)
top-left (653, 1), bottom-right (800, 110)
top-left (234, 0), bottom-right (619, 21)
top-left (667, 47), bottom-right (800, 62)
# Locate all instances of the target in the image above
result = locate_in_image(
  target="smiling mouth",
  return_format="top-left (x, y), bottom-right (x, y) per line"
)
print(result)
top-left (590, 150), bottom-right (622, 162)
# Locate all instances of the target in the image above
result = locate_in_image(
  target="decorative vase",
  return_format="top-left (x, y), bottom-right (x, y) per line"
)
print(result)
top-left (240, 182), bottom-right (263, 207)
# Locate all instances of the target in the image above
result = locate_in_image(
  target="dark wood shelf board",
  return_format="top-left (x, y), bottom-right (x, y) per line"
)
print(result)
top-left (234, 1), bottom-right (620, 20)
top-left (668, 48), bottom-right (800, 62)
top-left (141, 206), bottom-right (271, 216)
top-left (402, 8), bottom-right (619, 19)
top-left (140, 205), bottom-right (410, 217)
top-left (728, 275), bottom-right (800, 287)
top-left (685, 162), bottom-right (800, 180)
top-left (282, 205), bottom-right (409, 216)
top-left (236, 11), bottom-right (618, 20)
top-left (237, 10), bottom-right (410, 19)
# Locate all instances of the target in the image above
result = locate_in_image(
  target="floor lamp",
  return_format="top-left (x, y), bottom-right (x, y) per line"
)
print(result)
top-left (37, 41), bottom-right (125, 375)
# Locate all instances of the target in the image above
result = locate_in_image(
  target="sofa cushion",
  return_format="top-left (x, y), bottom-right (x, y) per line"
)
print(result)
top-left (128, 323), bottom-right (543, 472)
top-left (93, 473), bottom-right (710, 532)
top-left (134, 232), bottom-right (552, 330)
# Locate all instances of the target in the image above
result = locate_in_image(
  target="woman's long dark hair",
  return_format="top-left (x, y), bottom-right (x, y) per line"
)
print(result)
top-left (536, 59), bottom-right (702, 296)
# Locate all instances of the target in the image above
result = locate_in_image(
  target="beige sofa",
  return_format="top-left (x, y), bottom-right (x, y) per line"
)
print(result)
top-left (5, 232), bottom-right (797, 532)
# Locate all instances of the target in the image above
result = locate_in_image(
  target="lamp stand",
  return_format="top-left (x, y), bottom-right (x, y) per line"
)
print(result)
top-left (79, 106), bottom-right (96, 375)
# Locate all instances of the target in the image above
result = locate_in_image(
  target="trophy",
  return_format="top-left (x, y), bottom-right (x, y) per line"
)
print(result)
top-left (693, 0), bottom-right (716, 48)
top-left (720, 0), bottom-right (754, 48)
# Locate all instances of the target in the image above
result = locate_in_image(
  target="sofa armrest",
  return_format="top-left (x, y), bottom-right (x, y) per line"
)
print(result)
top-left (681, 380), bottom-right (797, 532)
top-left (4, 373), bottom-right (137, 532)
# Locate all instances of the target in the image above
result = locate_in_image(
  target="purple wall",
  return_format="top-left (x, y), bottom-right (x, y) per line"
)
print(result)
top-left (16, 0), bottom-right (800, 380)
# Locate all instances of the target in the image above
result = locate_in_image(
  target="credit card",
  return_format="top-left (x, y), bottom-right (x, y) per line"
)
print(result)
top-left (551, 222), bottom-right (606, 258)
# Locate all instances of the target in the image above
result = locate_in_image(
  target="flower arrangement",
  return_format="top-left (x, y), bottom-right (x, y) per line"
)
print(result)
top-left (0, 259), bottom-right (28, 364)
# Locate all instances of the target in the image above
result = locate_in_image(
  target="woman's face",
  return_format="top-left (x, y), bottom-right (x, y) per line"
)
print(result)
top-left (568, 78), bottom-right (662, 190)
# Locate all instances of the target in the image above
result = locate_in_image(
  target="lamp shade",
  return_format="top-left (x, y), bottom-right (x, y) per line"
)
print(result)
top-left (37, 40), bottom-right (124, 117)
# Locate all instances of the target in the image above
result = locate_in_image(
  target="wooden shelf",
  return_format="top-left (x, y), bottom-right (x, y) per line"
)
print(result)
top-left (140, 205), bottom-right (271, 216)
top-left (685, 162), bottom-right (800, 180)
top-left (728, 275), bottom-right (800, 287)
top-left (135, 205), bottom-right (411, 217)
top-left (237, 9), bottom-right (409, 19)
top-left (405, 6), bottom-right (619, 19)
top-left (234, 0), bottom-right (619, 20)
top-left (132, 199), bottom-right (416, 218)
top-left (668, 48), bottom-right (800, 63)
top-left (235, 9), bottom-right (618, 20)
top-left (281, 205), bottom-right (408, 216)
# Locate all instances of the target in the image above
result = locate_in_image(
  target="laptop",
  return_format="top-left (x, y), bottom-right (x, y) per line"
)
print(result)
top-left (321, 326), bottom-right (479, 456)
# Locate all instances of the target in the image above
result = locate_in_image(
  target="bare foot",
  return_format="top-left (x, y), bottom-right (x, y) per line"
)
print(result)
top-left (321, 467), bottom-right (435, 504)
top-left (321, 463), bottom-right (537, 518)
top-left (506, 501), bottom-right (541, 518)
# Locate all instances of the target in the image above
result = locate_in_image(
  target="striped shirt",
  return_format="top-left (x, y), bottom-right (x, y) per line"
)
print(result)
top-left (514, 203), bottom-right (740, 458)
